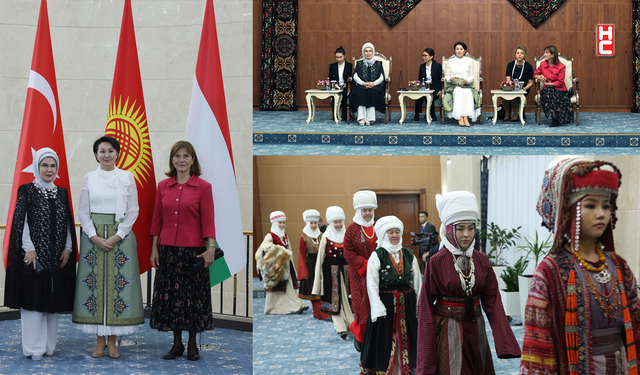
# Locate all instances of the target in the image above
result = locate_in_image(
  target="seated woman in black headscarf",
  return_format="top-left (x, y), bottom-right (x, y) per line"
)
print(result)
top-left (350, 42), bottom-right (386, 126)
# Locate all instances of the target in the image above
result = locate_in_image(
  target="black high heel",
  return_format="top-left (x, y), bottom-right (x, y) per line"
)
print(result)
top-left (163, 344), bottom-right (185, 360)
top-left (187, 344), bottom-right (200, 361)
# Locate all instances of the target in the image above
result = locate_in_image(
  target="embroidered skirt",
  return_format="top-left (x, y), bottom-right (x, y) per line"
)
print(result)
top-left (72, 213), bottom-right (144, 330)
top-left (150, 245), bottom-right (214, 332)
top-left (360, 284), bottom-right (417, 375)
top-left (320, 256), bottom-right (350, 315)
top-left (540, 86), bottom-right (572, 124)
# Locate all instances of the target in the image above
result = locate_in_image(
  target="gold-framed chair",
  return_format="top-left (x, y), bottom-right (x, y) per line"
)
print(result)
top-left (347, 52), bottom-right (392, 124)
top-left (440, 54), bottom-right (483, 125)
top-left (533, 54), bottom-right (579, 126)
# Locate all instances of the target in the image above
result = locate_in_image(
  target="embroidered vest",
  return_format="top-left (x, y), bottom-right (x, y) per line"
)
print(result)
top-left (375, 247), bottom-right (414, 289)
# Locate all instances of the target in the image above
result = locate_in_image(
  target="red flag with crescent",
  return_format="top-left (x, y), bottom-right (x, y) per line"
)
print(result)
top-left (104, 0), bottom-right (156, 274)
top-left (3, 0), bottom-right (77, 269)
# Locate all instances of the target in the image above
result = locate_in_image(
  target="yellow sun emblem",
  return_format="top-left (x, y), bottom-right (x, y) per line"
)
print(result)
top-left (105, 95), bottom-right (153, 185)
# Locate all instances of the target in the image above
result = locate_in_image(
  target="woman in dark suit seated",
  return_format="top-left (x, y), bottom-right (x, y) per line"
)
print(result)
top-left (502, 45), bottom-right (534, 122)
top-left (350, 42), bottom-right (386, 126)
top-left (329, 46), bottom-right (352, 122)
top-left (534, 45), bottom-right (572, 127)
top-left (414, 48), bottom-right (442, 122)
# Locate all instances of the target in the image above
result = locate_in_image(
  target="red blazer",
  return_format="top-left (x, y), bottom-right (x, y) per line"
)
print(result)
top-left (533, 60), bottom-right (567, 91)
top-left (150, 174), bottom-right (216, 247)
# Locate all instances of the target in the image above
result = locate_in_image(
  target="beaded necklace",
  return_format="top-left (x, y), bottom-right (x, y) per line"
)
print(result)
top-left (389, 251), bottom-right (404, 278)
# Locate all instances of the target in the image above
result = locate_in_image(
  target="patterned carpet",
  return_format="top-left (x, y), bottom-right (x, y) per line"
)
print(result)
top-left (253, 278), bottom-right (523, 375)
top-left (0, 315), bottom-right (252, 375)
top-left (253, 110), bottom-right (640, 154)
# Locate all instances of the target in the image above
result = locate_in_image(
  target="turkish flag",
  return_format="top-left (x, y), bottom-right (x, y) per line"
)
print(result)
top-left (104, 0), bottom-right (156, 274)
top-left (3, 0), bottom-right (77, 269)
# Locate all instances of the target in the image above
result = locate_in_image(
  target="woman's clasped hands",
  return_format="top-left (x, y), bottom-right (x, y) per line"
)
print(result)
top-left (91, 235), bottom-right (121, 252)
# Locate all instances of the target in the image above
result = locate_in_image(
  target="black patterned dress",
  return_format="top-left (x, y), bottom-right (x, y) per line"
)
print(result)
top-left (350, 60), bottom-right (386, 113)
top-left (4, 183), bottom-right (77, 313)
top-left (149, 245), bottom-right (213, 332)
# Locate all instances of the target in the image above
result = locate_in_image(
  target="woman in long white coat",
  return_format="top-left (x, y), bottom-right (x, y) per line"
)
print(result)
top-left (313, 206), bottom-right (354, 340)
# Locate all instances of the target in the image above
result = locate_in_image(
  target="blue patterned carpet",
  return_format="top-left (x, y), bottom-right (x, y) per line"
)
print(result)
top-left (253, 278), bottom-right (523, 375)
top-left (0, 315), bottom-right (252, 375)
top-left (253, 110), bottom-right (640, 154)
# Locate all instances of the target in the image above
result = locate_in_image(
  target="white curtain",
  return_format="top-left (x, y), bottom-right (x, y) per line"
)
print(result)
top-left (486, 155), bottom-right (554, 274)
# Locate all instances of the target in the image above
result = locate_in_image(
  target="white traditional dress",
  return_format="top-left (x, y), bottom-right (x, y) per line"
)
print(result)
top-left (72, 167), bottom-right (144, 336)
top-left (444, 56), bottom-right (481, 121)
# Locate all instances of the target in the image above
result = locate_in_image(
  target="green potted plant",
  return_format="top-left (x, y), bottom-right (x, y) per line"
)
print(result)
top-left (499, 256), bottom-right (529, 316)
top-left (479, 222), bottom-right (521, 290)
top-left (516, 232), bottom-right (552, 318)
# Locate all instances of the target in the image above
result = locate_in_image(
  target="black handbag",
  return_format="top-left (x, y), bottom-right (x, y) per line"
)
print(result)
top-left (22, 253), bottom-right (44, 275)
top-left (190, 247), bottom-right (224, 271)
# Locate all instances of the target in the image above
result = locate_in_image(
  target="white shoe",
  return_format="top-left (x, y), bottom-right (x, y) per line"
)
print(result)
top-left (365, 121), bottom-right (371, 126)
top-left (31, 354), bottom-right (43, 361)
top-left (359, 120), bottom-right (365, 126)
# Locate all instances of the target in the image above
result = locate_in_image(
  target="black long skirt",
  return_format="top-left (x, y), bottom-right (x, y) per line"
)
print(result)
top-left (150, 245), bottom-right (214, 332)
top-left (360, 284), bottom-right (417, 375)
top-left (298, 253), bottom-right (319, 300)
top-left (320, 255), bottom-right (350, 315)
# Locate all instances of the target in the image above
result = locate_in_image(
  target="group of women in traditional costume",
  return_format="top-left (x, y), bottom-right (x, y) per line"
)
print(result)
top-left (4, 138), bottom-right (217, 362)
top-left (337, 41), bottom-right (571, 128)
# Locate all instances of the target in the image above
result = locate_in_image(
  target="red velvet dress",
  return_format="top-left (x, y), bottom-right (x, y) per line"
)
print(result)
top-left (344, 222), bottom-right (377, 326)
top-left (416, 248), bottom-right (521, 374)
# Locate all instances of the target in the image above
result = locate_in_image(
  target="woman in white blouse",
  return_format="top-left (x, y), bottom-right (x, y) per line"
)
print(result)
top-left (72, 136), bottom-right (144, 359)
top-left (360, 216), bottom-right (421, 374)
top-left (443, 42), bottom-right (481, 126)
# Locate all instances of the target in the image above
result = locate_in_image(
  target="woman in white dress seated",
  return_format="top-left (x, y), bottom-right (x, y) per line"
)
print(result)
top-left (443, 42), bottom-right (481, 127)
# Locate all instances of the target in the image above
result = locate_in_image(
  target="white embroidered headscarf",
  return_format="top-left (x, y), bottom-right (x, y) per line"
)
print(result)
top-left (269, 211), bottom-right (287, 239)
top-left (436, 191), bottom-right (479, 257)
top-left (352, 190), bottom-right (377, 227)
top-left (302, 209), bottom-right (321, 239)
top-left (375, 216), bottom-right (404, 254)
top-left (324, 206), bottom-right (346, 243)
top-left (32, 147), bottom-right (60, 190)
top-left (362, 42), bottom-right (376, 66)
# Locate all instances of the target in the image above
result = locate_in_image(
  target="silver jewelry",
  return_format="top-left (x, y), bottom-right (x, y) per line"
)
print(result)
top-left (456, 255), bottom-right (469, 272)
top-left (594, 267), bottom-right (612, 284)
top-left (24, 260), bottom-right (28, 264)
top-left (452, 253), bottom-right (475, 296)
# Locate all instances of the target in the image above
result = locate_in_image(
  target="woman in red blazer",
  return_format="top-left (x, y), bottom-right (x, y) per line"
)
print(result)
top-left (534, 45), bottom-right (572, 127)
top-left (149, 141), bottom-right (217, 362)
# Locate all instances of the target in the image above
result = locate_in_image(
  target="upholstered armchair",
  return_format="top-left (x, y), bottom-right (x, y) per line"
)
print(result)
top-left (348, 52), bottom-right (392, 124)
top-left (441, 54), bottom-right (483, 125)
top-left (533, 54), bottom-right (579, 125)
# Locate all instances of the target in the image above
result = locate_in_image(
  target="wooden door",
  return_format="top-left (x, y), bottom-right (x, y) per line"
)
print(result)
top-left (376, 194), bottom-right (421, 261)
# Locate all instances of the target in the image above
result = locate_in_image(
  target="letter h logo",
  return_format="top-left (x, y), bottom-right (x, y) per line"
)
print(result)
top-left (596, 24), bottom-right (615, 56)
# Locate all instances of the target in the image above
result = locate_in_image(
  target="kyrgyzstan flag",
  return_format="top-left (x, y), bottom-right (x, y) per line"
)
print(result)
top-left (104, 0), bottom-right (156, 274)
top-left (3, 0), bottom-right (77, 268)
top-left (185, 0), bottom-right (247, 287)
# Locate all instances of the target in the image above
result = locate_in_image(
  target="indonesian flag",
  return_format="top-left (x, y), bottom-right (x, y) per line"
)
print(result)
top-left (185, 0), bottom-right (247, 287)
top-left (3, 0), bottom-right (77, 269)
top-left (104, 0), bottom-right (156, 274)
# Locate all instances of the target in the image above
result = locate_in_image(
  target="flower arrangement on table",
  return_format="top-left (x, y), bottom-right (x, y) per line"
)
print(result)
top-left (501, 81), bottom-right (515, 91)
top-left (408, 80), bottom-right (421, 90)
top-left (317, 80), bottom-right (329, 90)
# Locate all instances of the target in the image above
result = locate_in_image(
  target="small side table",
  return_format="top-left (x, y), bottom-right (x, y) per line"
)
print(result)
top-left (305, 89), bottom-right (343, 124)
top-left (397, 90), bottom-right (434, 124)
top-left (491, 90), bottom-right (526, 125)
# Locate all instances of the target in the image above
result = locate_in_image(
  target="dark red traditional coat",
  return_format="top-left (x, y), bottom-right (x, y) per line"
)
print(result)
top-left (343, 222), bottom-right (377, 325)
